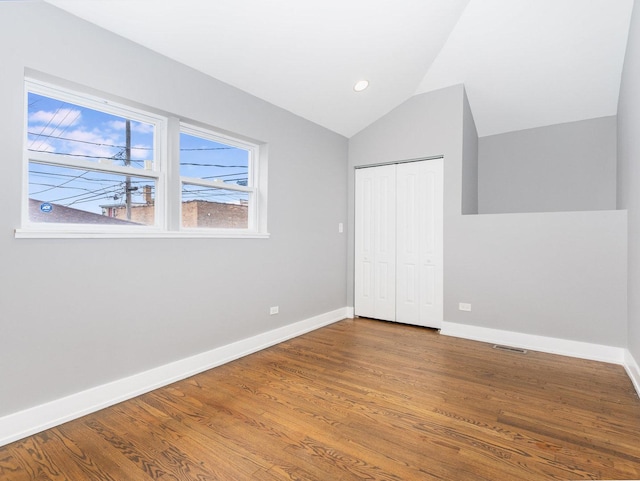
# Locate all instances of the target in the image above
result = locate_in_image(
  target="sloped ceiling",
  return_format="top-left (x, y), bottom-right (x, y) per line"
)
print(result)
top-left (44, 0), bottom-right (633, 138)
top-left (417, 0), bottom-right (634, 137)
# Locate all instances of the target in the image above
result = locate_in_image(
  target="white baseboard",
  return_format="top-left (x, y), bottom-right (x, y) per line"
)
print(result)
top-left (346, 306), bottom-right (355, 318)
top-left (440, 321), bottom-right (626, 365)
top-left (625, 349), bottom-right (640, 397)
top-left (0, 307), bottom-right (348, 448)
top-left (440, 322), bottom-right (640, 398)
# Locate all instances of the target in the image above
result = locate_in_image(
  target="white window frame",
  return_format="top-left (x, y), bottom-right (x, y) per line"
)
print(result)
top-left (179, 123), bottom-right (260, 234)
top-left (16, 79), bottom-right (269, 239)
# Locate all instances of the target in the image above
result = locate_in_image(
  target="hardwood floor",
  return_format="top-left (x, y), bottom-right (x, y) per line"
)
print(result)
top-left (1, 318), bottom-right (639, 480)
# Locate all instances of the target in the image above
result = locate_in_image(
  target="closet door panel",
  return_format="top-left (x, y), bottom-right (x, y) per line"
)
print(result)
top-left (355, 172), bottom-right (375, 317)
top-left (421, 158), bottom-right (443, 327)
top-left (396, 164), bottom-right (420, 323)
top-left (396, 159), bottom-right (443, 328)
top-left (373, 170), bottom-right (396, 320)
top-left (355, 165), bottom-right (396, 321)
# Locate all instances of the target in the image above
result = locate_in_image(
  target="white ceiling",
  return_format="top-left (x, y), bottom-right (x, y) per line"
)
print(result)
top-left (44, 0), bottom-right (633, 138)
top-left (417, 0), bottom-right (634, 137)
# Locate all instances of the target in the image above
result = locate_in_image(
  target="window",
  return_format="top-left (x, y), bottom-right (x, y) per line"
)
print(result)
top-left (19, 79), bottom-right (267, 238)
top-left (180, 126), bottom-right (257, 230)
top-left (25, 86), bottom-right (162, 229)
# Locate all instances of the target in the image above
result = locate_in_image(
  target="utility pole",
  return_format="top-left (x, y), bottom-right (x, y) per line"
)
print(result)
top-left (125, 119), bottom-right (132, 220)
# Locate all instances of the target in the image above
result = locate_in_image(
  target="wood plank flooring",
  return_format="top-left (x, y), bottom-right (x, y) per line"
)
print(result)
top-left (1, 318), bottom-right (639, 480)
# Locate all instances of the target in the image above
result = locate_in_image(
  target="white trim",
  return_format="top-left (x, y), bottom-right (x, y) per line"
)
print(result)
top-left (179, 121), bottom-right (263, 233)
top-left (0, 308), bottom-right (348, 447)
top-left (624, 350), bottom-right (640, 397)
top-left (440, 321), bottom-right (626, 365)
top-left (346, 306), bottom-right (355, 318)
top-left (28, 152), bottom-right (161, 179)
top-left (181, 177), bottom-right (254, 193)
top-left (14, 228), bottom-right (270, 239)
top-left (27, 78), bottom-right (167, 125)
top-left (180, 122), bottom-right (258, 152)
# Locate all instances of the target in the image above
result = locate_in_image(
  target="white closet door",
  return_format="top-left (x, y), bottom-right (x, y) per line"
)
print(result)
top-left (354, 165), bottom-right (396, 321)
top-left (396, 159), bottom-right (443, 328)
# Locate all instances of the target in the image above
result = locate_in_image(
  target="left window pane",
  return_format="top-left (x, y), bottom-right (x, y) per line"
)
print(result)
top-left (29, 162), bottom-right (156, 226)
top-left (27, 92), bottom-right (155, 167)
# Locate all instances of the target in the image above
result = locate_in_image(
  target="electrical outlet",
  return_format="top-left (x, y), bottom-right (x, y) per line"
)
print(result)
top-left (458, 302), bottom-right (471, 312)
top-left (270, 306), bottom-right (279, 315)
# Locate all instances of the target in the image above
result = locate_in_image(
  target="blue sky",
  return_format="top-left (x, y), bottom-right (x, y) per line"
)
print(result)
top-left (27, 92), bottom-right (249, 220)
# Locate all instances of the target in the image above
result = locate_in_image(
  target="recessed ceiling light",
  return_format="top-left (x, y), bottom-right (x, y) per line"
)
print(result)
top-left (354, 80), bottom-right (369, 92)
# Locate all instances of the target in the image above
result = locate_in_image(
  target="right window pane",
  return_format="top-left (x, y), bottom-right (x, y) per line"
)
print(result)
top-left (180, 129), bottom-right (255, 230)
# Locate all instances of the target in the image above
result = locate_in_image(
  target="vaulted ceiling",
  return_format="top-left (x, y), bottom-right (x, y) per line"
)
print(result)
top-left (44, 0), bottom-right (634, 138)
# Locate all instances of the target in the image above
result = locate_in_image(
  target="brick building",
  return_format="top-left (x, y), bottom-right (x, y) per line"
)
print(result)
top-left (102, 200), bottom-right (248, 228)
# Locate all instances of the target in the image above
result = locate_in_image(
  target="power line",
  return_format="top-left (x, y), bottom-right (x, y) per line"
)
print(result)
top-left (31, 108), bottom-right (82, 153)
top-left (28, 131), bottom-right (237, 152)
top-left (29, 170), bottom-right (153, 184)
top-left (30, 170), bottom-right (114, 182)
top-left (28, 149), bottom-right (245, 169)
top-left (27, 98), bottom-right (251, 213)
top-left (28, 102), bottom-right (64, 149)
top-left (35, 182), bottom-right (119, 204)
top-left (27, 131), bottom-right (153, 151)
top-left (28, 149), bottom-right (146, 162)
top-left (30, 169), bottom-right (91, 196)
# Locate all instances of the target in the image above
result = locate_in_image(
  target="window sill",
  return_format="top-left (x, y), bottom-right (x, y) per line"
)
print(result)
top-left (14, 228), bottom-right (270, 240)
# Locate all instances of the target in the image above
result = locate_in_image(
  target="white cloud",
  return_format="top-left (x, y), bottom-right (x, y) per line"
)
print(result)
top-left (30, 128), bottom-right (120, 161)
top-left (66, 129), bottom-right (113, 144)
top-left (28, 108), bottom-right (82, 128)
top-left (131, 122), bottom-right (154, 134)
top-left (105, 119), bottom-right (154, 135)
top-left (28, 121), bottom-right (153, 165)
top-left (131, 144), bottom-right (152, 161)
top-left (106, 120), bottom-right (127, 131)
top-left (27, 139), bottom-right (56, 153)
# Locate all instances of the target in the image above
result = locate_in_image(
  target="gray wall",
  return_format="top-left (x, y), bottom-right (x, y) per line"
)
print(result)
top-left (462, 90), bottom-right (479, 215)
top-left (447, 211), bottom-right (627, 345)
top-left (349, 86), bottom-right (628, 347)
top-left (479, 117), bottom-right (618, 214)
top-left (618, 0), bottom-right (640, 362)
top-left (0, 2), bottom-right (348, 417)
